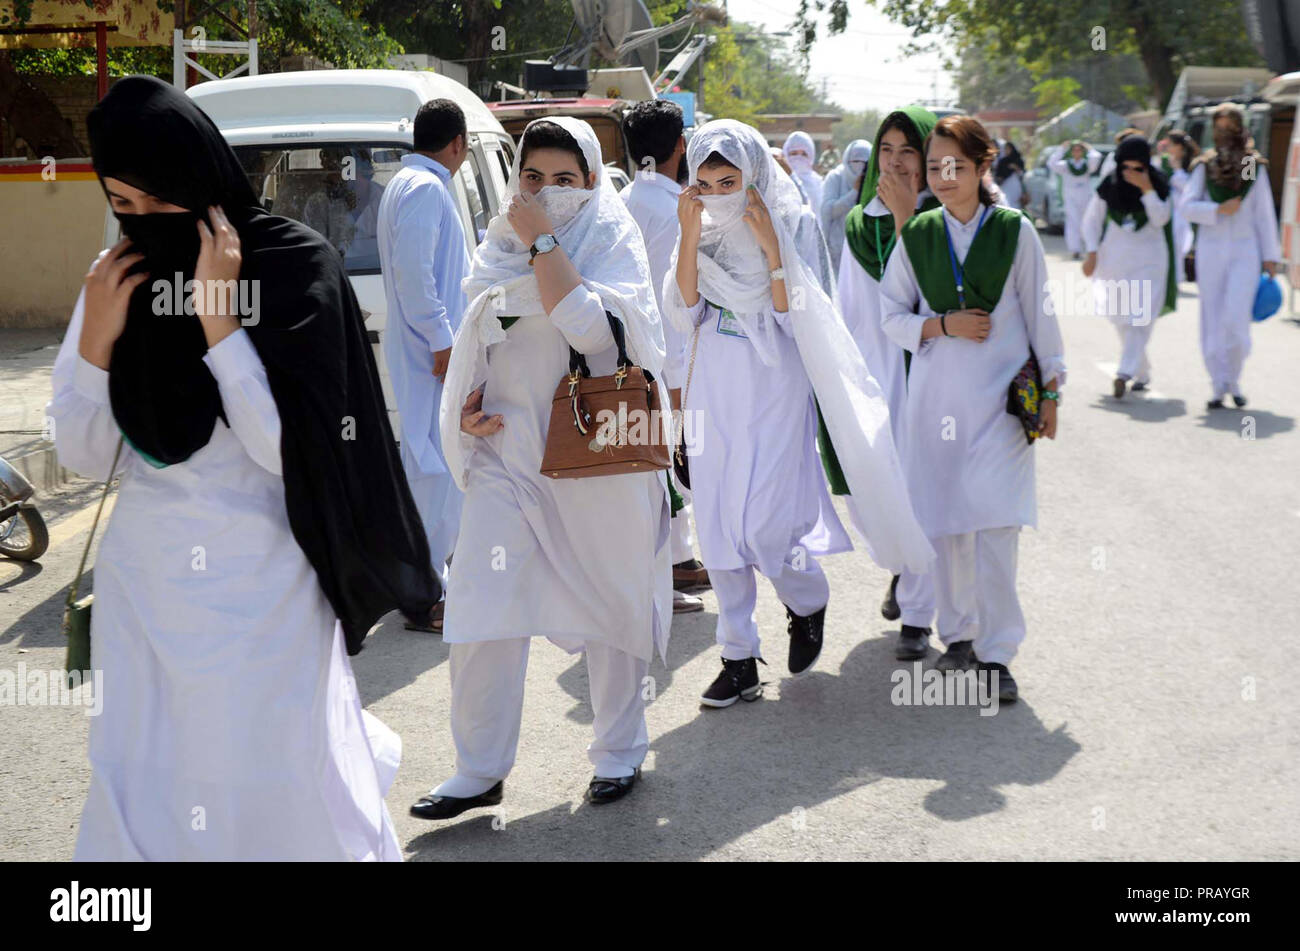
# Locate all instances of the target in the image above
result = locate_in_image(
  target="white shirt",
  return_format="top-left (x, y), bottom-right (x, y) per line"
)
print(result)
top-left (621, 171), bottom-right (687, 387)
top-left (1180, 164), bottom-right (1281, 262)
top-left (377, 153), bottom-right (469, 474)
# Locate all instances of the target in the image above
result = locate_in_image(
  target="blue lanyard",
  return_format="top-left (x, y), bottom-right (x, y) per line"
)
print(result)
top-left (941, 204), bottom-right (989, 310)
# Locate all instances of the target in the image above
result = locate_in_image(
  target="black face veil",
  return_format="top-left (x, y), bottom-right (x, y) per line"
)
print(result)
top-left (86, 75), bottom-right (439, 652)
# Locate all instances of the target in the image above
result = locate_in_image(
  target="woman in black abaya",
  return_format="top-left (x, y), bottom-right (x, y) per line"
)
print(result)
top-left (47, 75), bottom-right (437, 861)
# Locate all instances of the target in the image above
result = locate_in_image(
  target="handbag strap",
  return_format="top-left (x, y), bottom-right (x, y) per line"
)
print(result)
top-left (676, 319), bottom-right (703, 450)
top-left (568, 310), bottom-right (635, 379)
top-left (65, 437), bottom-right (123, 613)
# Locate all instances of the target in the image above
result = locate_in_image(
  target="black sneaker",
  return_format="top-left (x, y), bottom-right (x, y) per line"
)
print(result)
top-left (1131, 381), bottom-right (1149, 392)
top-left (785, 603), bottom-right (826, 675)
top-left (880, 575), bottom-right (901, 621)
top-left (1232, 394), bottom-right (1248, 408)
top-left (700, 657), bottom-right (763, 708)
top-left (1207, 397), bottom-right (1226, 410)
top-left (935, 639), bottom-right (975, 671)
top-left (896, 624), bottom-right (931, 660)
top-left (976, 661), bottom-right (1019, 703)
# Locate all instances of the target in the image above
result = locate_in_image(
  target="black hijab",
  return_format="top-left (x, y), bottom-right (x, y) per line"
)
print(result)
top-left (1096, 135), bottom-right (1169, 219)
top-left (87, 75), bottom-right (439, 653)
top-left (994, 141), bottom-right (1023, 185)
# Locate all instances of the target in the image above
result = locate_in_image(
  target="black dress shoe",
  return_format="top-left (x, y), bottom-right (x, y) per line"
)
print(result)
top-left (976, 662), bottom-right (1019, 703)
top-left (1232, 394), bottom-right (1248, 408)
top-left (935, 639), bottom-right (975, 672)
top-left (1131, 381), bottom-right (1148, 392)
top-left (1207, 398), bottom-right (1226, 410)
top-left (785, 603), bottom-right (826, 675)
top-left (895, 624), bottom-right (931, 660)
top-left (586, 768), bottom-right (640, 805)
top-left (880, 575), bottom-right (901, 621)
top-left (409, 780), bottom-right (503, 820)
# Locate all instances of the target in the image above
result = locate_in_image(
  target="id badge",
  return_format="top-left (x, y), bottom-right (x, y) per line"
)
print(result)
top-left (716, 307), bottom-right (748, 338)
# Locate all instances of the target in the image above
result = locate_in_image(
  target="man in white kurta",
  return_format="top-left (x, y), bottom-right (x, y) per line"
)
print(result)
top-left (1082, 182), bottom-right (1171, 389)
top-left (880, 208), bottom-right (1066, 673)
top-left (620, 99), bottom-right (707, 599)
top-left (1050, 143), bottom-right (1101, 257)
top-left (1180, 162), bottom-right (1281, 405)
top-left (377, 102), bottom-right (470, 610)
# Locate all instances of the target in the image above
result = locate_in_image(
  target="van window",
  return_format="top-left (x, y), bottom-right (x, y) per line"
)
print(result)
top-left (233, 143), bottom-right (406, 274)
top-left (459, 149), bottom-right (493, 243)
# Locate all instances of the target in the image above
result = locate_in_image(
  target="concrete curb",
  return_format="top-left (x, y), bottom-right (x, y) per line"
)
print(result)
top-left (8, 445), bottom-right (71, 493)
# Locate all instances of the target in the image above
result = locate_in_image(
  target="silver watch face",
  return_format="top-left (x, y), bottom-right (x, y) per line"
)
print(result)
top-left (533, 233), bottom-right (557, 254)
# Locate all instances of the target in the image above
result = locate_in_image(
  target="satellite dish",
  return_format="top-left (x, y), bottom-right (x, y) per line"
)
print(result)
top-left (568, 0), bottom-right (659, 74)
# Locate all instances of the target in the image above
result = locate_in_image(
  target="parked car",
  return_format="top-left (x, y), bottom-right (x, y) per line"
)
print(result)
top-left (1023, 144), bottom-right (1113, 233)
top-left (102, 69), bottom-right (514, 436)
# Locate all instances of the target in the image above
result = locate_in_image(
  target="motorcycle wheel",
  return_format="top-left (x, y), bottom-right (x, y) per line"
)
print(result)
top-left (0, 504), bottom-right (49, 561)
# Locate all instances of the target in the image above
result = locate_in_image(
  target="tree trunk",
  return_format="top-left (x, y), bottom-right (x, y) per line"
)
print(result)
top-left (0, 51), bottom-right (87, 158)
top-left (1124, 3), bottom-right (1178, 109)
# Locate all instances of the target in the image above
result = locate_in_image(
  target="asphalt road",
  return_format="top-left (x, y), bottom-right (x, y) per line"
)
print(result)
top-left (3, 231), bottom-right (1298, 861)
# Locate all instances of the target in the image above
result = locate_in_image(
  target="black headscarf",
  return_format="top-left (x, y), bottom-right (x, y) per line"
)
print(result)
top-left (1096, 135), bottom-right (1169, 219)
top-left (87, 75), bottom-right (439, 653)
top-left (994, 141), bottom-right (1023, 185)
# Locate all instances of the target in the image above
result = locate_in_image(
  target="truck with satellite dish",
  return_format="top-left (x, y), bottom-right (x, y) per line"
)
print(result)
top-left (487, 1), bottom-right (727, 180)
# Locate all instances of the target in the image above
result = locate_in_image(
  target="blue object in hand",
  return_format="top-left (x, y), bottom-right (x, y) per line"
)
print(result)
top-left (1253, 272), bottom-right (1282, 322)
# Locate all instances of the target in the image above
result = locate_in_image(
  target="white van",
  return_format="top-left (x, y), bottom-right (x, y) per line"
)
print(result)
top-left (104, 69), bottom-right (515, 432)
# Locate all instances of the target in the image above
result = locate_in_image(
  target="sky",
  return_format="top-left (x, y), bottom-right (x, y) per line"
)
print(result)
top-left (721, 0), bottom-right (958, 114)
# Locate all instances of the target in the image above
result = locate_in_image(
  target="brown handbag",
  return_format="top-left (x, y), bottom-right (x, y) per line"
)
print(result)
top-left (540, 309), bottom-right (672, 479)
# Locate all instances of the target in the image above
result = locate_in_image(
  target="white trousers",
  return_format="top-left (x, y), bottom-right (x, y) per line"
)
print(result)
top-left (897, 567), bottom-right (935, 628)
top-left (670, 484), bottom-right (697, 564)
top-left (1197, 254), bottom-right (1258, 396)
top-left (1112, 316), bottom-right (1154, 384)
top-left (932, 527), bottom-right (1026, 666)
top-left (442, 638), bottom-right (648, 792)
top-left (711, 555), bottom-right (829, 660)
top-left (401, 448), bottom-right (463, 591)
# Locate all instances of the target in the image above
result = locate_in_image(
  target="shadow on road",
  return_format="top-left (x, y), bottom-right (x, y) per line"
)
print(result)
top-left (404, 636), bottom-right (1080, 860)
top-left (352, 611), bottom-right (449, 707)
top-left (1090, 394), bottom-right (1187, 424)
top-left (1196, 406), bottom-right (1294, 440)
top-left (555, 603), bottom-right (719, 727)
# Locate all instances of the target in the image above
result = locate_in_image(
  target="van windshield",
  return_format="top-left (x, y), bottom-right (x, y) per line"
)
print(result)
top-left (233, 143), bottom-right (409, 275)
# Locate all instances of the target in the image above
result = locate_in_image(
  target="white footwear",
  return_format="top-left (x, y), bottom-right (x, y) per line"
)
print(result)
top-left (673, 590), bottom-right (704, 614)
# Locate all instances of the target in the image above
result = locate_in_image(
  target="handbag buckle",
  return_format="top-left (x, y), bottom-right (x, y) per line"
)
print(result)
top-left (614, 365), bottom-right (628, 389)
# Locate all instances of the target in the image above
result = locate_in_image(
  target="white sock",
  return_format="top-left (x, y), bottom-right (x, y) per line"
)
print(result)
top-left (432, 774), bottom-right (500, 798)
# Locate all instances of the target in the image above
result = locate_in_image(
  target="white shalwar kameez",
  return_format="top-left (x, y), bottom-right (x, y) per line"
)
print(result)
top-left (49, 290), bottom-right (402, 862)
top-left (880, 209), bottom-right (1066, 665)
top-left (663, 120), bottom-right (934, 663)
top-left (836, 192), bottom-right (938, 628)
top-left (1082, 189), bottom-right (1171, 385)
top-left (1050, 148), bottom-right (1102, 254)
top-left (437, 117), bottom-right (672, 794)
top-left (1169, 166), bottom-right (1194, 267)
top-left (378, 153), bottom-right (469, 588)
top-left (621, 169), bottom-right (697, 564)
top-left (1180, 164), bottom-right (1282, 399)
top-left (819, 139), bottom-right (871, 278)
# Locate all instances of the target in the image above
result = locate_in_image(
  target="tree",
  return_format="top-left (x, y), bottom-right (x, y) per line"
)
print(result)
top-left (798, 0), bottom-right (1265, 110)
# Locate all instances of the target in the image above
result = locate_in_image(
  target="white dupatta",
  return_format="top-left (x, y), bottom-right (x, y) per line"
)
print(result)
top-left (662, 119), bottom-right (935, 574)
top-left (439, 116), bottom-right (669, 490)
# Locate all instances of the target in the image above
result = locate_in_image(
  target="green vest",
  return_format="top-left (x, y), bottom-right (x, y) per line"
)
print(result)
top-left (900, 204), bottom-right (1023, 314)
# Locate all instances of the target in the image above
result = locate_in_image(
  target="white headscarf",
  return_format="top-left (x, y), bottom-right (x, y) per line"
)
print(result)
top-left (661, 119), bottom-right (935, 575)
top-left (782, 130), bottom-right (817, 173)
top-left (842, 138), bottom-right (872, 180)
top-left (439, 115), bottom-right (668, 490)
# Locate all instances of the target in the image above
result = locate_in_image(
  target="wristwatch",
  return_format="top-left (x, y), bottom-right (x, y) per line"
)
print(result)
top-left (529, 233), bottom-right (558, 265)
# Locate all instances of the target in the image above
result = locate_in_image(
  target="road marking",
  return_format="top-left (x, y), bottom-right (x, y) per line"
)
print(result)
top-left (0, 495), bottom-right (116, 584)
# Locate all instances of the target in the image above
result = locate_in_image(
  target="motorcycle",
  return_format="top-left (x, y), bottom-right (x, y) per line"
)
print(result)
top-left (0, 453), bottom-right (49, 561)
